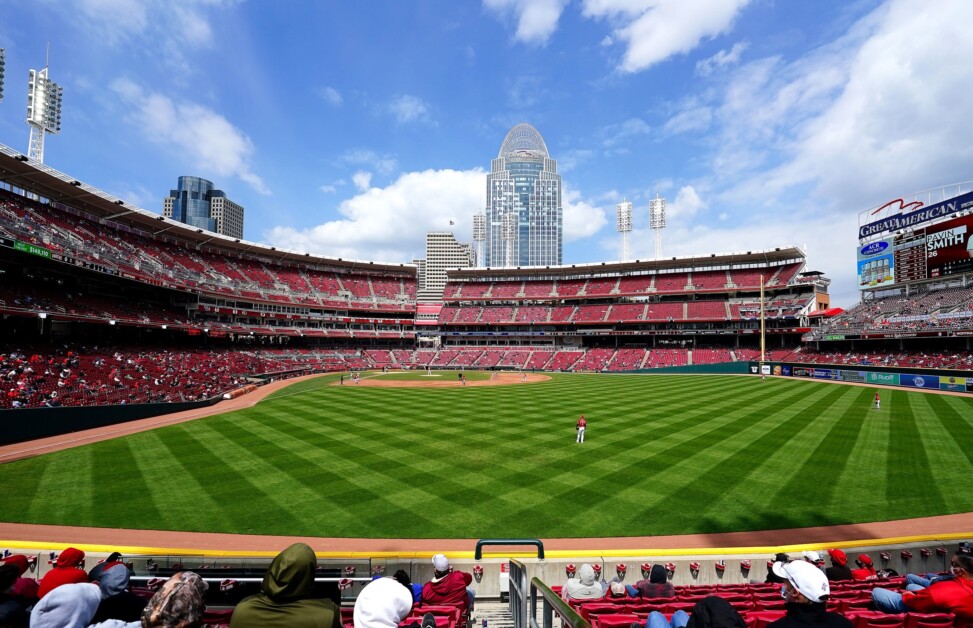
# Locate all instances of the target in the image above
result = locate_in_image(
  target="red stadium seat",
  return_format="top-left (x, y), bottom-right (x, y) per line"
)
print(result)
top-left (903, 614), bottom-right (955, 628)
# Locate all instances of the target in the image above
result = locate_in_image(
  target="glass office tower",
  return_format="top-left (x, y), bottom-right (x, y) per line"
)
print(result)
top-left (484, 123), bottom-right (561, 267)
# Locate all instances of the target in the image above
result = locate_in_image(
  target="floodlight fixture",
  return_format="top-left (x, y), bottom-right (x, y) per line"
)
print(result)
top-left (0, 48), bottom-right (5, 102)
top-left (616, 199), bottom-right (633, 261)
top-left (26, 61), bottom-right (63, 162)
top-left (649, 193), bottom-right (667, 259)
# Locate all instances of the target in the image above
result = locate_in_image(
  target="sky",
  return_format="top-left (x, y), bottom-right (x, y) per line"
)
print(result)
top-left (2, 0), bottom-right (973, 308)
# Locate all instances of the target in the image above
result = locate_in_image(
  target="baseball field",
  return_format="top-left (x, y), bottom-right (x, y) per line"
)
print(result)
top-left (1, 371), bottom-right (971, 539)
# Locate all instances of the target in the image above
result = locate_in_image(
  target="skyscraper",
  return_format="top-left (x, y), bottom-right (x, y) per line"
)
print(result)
top-left (484, 123), bottom-right (561, 267)
top-left (416, 231), bottom-right (474, 303)
top-left (163, 176), bottom-right (244, 239)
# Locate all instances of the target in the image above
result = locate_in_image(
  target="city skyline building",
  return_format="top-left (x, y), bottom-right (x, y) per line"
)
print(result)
top-left (416, 231), bottom-right (474, 303)
top-left (163, 175), bottom-right (244, 239)
top-left (484, 122), bottom-right (561, 268)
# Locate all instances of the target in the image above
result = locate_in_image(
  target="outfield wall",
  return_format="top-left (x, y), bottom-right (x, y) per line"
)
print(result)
top-left (634, 362), bottom-right (750, 375)
top-left (750, 361), bottom-right (973, 393)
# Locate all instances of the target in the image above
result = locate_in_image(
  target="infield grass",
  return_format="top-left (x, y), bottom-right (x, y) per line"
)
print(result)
top-left (1, 372), bottom-right (972, 538)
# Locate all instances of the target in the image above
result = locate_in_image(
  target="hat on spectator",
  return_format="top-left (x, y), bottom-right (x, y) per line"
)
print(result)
top-left (609, 582), bottom-right (627, 597)
top-left (856, 554), bottom-right (873, 567)
top-left (432, 554), bottom-right (450, 572)
top-left (772, 560), bottom-right (830, 603)
top-left (802, 551), bottom-right (821, 562)
top-left (2, 554), bottom-right (29, 575)
top-left (827, 549), bottom-right (847, 566)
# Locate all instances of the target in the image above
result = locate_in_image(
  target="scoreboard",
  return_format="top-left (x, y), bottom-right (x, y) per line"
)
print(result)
top-left (892, 231), bottom-right (926, 284)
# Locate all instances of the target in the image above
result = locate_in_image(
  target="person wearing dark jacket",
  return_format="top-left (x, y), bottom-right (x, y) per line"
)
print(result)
top-left (90, 562), bottom-right (147, 624)
top-left (230, 543), bottom-right (341, 628)
top-left (639, 595), bottom-right (747, 628)
top-left (626, 564), bottom-right (675, 598)
top-left (0, 564), bottom-right (30, 627)
top-left (767, 560), bottom-right (852, 628)
top-left (766, 553), bottom-right (791, 584)
top-left (824, 550), bottom-right (853, 582)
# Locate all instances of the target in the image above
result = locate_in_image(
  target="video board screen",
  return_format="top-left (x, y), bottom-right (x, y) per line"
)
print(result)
top-left (926, 214), bottom-right (973, 278)
top-left (857, 238), bottom-right (894, 290)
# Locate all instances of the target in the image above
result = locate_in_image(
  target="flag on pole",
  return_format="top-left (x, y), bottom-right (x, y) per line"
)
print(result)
top-left (449, 220), bottom-right (455, 225)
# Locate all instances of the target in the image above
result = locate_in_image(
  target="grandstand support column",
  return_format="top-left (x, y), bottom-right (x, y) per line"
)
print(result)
top-left (759, 275), bottom-right (766, 364)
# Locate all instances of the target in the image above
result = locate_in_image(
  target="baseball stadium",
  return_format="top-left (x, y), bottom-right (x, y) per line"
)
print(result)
top-left (1, 137), bottom-right (972, 628)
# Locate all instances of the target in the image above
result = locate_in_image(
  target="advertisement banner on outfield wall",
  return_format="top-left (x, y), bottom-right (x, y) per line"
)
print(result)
top-left (857, 239), bottom-right (895, 289)
top-left (900, 374), bottom-right (940, 389)
top-left (793, 367), bottom-right (811, 377)
top-left (812, 368), bottom-right (834, 379)
top-left (867, 372), bottom-right (900, 386)
top-left (836, 370), bottom-right (867, 383)
top-left (925, 214), bottom-right (973, 279)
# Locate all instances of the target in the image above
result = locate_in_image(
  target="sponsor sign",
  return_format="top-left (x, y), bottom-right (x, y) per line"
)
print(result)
top-left (942, 376), bottom-right (973, 386)
top-left (859, 189), bottom-right (973, 238)
top-left (940, 383), bottom-right (966, 392)
top-left (925, 214), bottom-right (973, 279)
top-left (761, 364), bottom-right (771, 375)
top-left (813, 368), bottom-right (834, 379)
top-left (837, 370), bottom-right (867, 383)
top-left (857, 238), bottom-right (895, 289)
top-left (750, 365), bottom-right (758, 374)
top-left (793, 367), bottom-right (810, 377)
top-left (12, 240), bottom-right (52, 259)
top-left (781, 365), bottom-right (792, 376)
top-left (773, 365), bottom-right (782, 375)
top-left (867, 372), bottom-right (900, 386)
top-left (900, 374), bottom-right (940, 389)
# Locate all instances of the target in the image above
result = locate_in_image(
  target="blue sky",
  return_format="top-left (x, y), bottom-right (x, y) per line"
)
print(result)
top-left (3, 0), bottom-right (973, 308)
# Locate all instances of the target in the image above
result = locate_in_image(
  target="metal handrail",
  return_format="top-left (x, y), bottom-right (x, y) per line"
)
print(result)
top-left (475, 538), bottom-right (545, 560)
top-left (530, 576), bottom-right (590, 628)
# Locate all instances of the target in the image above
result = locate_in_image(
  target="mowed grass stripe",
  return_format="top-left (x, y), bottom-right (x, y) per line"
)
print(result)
top-left (29, 447), bottom-right (94, 524)
top-left (887, 391), bottom-right (947, 511)
top-left (2, 373), bottom-right (973, 538)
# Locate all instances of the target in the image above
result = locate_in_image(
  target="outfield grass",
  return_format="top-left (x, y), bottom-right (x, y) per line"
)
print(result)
top-left (1, 373), bottom-right (972, 539)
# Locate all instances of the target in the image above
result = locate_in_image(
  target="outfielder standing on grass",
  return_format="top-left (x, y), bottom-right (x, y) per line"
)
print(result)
top-left (874, 392), bottom-right (881, 410)
top-left (576, 414), bottom-right (587, 443)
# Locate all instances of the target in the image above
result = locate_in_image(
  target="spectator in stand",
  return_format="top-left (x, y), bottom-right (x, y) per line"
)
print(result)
top-left (765, 553), bottom-right (791, 584)
top-left (231, 543), bottom-right (339, 628)
top-left (37, 547), bottom-right (87, 599)
top-left (29, 581), bottom-right (102, 627)
top-left (90, 562), bottom-right (147, 624)
top-left (422, 554), bottom-right (474, 623)
top-left (872, 552), bottom-right (973, 620)
top-left (766, 560), bottom-right (851, 628)
top-left (637, 595), bottom-right (747, 628)
top-left (87, 551), bottom-right (124, 583)
top-left (850, 554), bottom-right (876, 580)
top-left (904, 570), bottom-right (954, 590)
top-left (141, 571), bottom-right (208, 628)
top-left (561, 563), bottom-right (604, 602)
top-left (355, 575), bottom-right (433, 628)
top-left (626, 564), bottom-right (674, 598)
top-left (824, 550), bottom-right (853, 582)
top-left (1, 554), bottom-right (39, 606)
top-left (392, 569), bottom-right (423, 604)
top-left (0, 564), bottom-right (30, 627)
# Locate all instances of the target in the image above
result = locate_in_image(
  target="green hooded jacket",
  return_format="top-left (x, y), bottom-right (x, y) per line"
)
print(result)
top-left (230, 543), bottom-right (341, 628)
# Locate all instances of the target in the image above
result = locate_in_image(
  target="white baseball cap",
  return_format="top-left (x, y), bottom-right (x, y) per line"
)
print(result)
top-left (802, 550), bottom-right (821, 562)
top-left (772, 560), bottom-right (830, 603)
top-left (432, 554), bottom-right (450, 571)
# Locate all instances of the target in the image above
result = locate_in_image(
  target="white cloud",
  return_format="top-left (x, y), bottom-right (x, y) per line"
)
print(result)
top-left (388, 95), bottom-right (433, 124)
top-left (483, 0), bottom-right (570, 45)
top-left (662, 105), bottom-right (712, 135)
top-left (668, 185), bottom-right (706, 220)
top-left (582, 0), bottom-right (751, 73)
top-left (563, 186), bottom-right (608, 242)
top-left (600, 118), bottom-right (651, 148)
top-left (352, 171), bottom-right (373, 192)
top-left (265, 169), bottom-right (487, 262)
top-left (111, 77), bottom-right (269, 195)
top-left (340, 150), bottom-right (398, 175)
top-left (320, 86), bottom-right (343, 106)
top-left (320, 180), bottom-right (345, 194)
top-left (696, 41), bottom-right (748, 76)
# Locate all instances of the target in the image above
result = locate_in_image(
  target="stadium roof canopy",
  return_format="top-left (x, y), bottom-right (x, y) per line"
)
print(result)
top-left (447, 246), bottom-right (806, 282)
top-left (0, 143), bottom-right (414, 274)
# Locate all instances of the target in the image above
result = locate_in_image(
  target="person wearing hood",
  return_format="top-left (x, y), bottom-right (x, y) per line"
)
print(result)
top-left (1, 554), bottom-right (39, 605)
top-left (230, 543), bottom-right (340, 628)
top-left (766, 560), bottom-right (852, 628)
top-left (765, 553), bottom-right (791, 584)
top-left (626, 564), bottom-right (674, 598)
top-left (354, 576), bottom-right (414, 628)
top-left (90, 562), bottom-right (147, 624)
top-left (37, 547), bottom-right (88, 599)
top-left (0, 564), bottom-right (30, 627)
top-left (140, 571), bottom-right (207, 628)
top-left (824, 550), bottom-right (853, 582)
top-left (421, 554), bottom-right (474, 624)
top-left (850, 554), bottom-right (876, 580)
top-left (88, 552), bottom-right (124, 583)
top-left (561, 563), bottom-right (604, 602)
top-left (29, 581), bottom-right (102, 628)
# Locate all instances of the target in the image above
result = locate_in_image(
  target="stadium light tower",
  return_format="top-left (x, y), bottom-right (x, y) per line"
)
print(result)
top-left (616, 199), bottom-right (633, 261)
top-left (649, 192), bottom-right (667, 259)
top-left (473, 212), bottom-right (486, 267)
top-left (26, 54), bottom-right (63, 163)
top-left (502, 212), bottom-right (518, 268)
top-left (0, 48), bottom-right (6, 103)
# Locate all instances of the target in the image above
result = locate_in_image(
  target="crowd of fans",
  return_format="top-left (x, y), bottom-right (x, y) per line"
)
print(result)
top-left (0, 546), bottom-right (474, 628)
